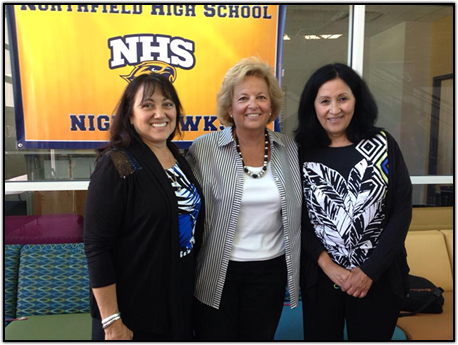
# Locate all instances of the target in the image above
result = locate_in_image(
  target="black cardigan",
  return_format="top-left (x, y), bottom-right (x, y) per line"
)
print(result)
top-left (300, 131), bottom-right (412, 299)
top-left (84, 141), bottom-right (205, 337)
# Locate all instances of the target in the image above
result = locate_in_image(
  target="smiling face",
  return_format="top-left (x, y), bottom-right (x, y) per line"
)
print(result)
top-left (229, 75), bottom-right (272, 133)
top-left (130, 85), bottom-right (177, 148)
top-left (314, 77), bottom-right (356, 145)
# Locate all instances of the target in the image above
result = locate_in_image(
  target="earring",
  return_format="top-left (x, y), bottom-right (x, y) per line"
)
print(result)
top-left (229, 114), bottom-right (233, 118)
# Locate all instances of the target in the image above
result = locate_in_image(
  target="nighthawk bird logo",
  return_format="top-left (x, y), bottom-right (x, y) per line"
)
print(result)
top-left (120, 61), bottom-right (177, 83)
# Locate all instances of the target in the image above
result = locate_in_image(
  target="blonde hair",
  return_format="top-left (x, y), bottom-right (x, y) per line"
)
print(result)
top-left (216, 57), bottom-right (284, 126)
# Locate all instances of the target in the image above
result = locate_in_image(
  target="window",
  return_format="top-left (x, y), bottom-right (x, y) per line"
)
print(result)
top-left (363, 4), bottom-right (453, 205)
top-left (281, 5), bottom-right (349, 138)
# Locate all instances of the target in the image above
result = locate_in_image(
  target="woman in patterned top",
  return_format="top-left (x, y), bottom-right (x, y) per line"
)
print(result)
top-left (295, 63), bottom-right (412, 340)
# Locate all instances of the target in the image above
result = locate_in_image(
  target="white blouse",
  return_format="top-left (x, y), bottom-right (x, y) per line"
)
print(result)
top-left (230, 161), bottom-right (285, 261)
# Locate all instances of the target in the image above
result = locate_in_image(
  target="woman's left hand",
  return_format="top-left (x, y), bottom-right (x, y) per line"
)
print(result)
top-left (340, 267), bottom-right (373, 298)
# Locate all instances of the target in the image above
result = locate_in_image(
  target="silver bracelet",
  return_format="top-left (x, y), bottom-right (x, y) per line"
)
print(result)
top-left (102, 315), bottom-right (121, 329)
top-left (101, 311), bottom-right (121, 328)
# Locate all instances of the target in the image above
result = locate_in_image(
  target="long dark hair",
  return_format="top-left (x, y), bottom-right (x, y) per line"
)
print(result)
top-left (294, 63), bottom-right (381, 148)
top-left (97, 73), bottom-right (183, 154)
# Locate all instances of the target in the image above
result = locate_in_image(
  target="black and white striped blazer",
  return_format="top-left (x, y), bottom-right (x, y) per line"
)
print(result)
top-left (187, 126), bottom-right (302, 310)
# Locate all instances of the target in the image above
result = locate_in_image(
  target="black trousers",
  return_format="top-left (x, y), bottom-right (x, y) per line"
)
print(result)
top-left (302, 268), bottom-right (404, 341)
top-left (194, 255), bottom-right (287, 341)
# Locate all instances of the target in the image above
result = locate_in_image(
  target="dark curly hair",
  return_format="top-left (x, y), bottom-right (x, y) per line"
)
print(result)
top-left (294, 63), bottom-right (382, 148)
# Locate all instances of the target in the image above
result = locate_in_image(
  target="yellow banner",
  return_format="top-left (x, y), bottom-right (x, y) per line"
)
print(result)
top-left (8, 4), bottom-right (282, 149)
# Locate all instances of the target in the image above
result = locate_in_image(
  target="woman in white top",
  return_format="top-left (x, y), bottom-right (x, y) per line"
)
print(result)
top-left (187, 57), bottom-right (301, 340)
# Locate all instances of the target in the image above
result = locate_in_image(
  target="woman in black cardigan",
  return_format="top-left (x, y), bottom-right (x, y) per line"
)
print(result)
top-left (84, 73), bottom-right (204, 340)
top-left (295, 63), bottom-right (412, 340)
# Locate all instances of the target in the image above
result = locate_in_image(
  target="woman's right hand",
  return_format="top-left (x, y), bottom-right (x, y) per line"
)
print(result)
top-left (317, 251), bottom-right (350, 288)
top-left (104, 319), bottom-right (133, 340)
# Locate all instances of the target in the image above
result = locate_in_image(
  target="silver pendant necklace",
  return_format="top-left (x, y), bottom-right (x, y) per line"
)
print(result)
top-left (165, 152), bottom-right (181, 190)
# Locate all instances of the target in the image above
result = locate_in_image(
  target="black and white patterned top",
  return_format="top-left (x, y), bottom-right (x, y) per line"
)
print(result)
top-left (302, 132), bottom-right (389, 269)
